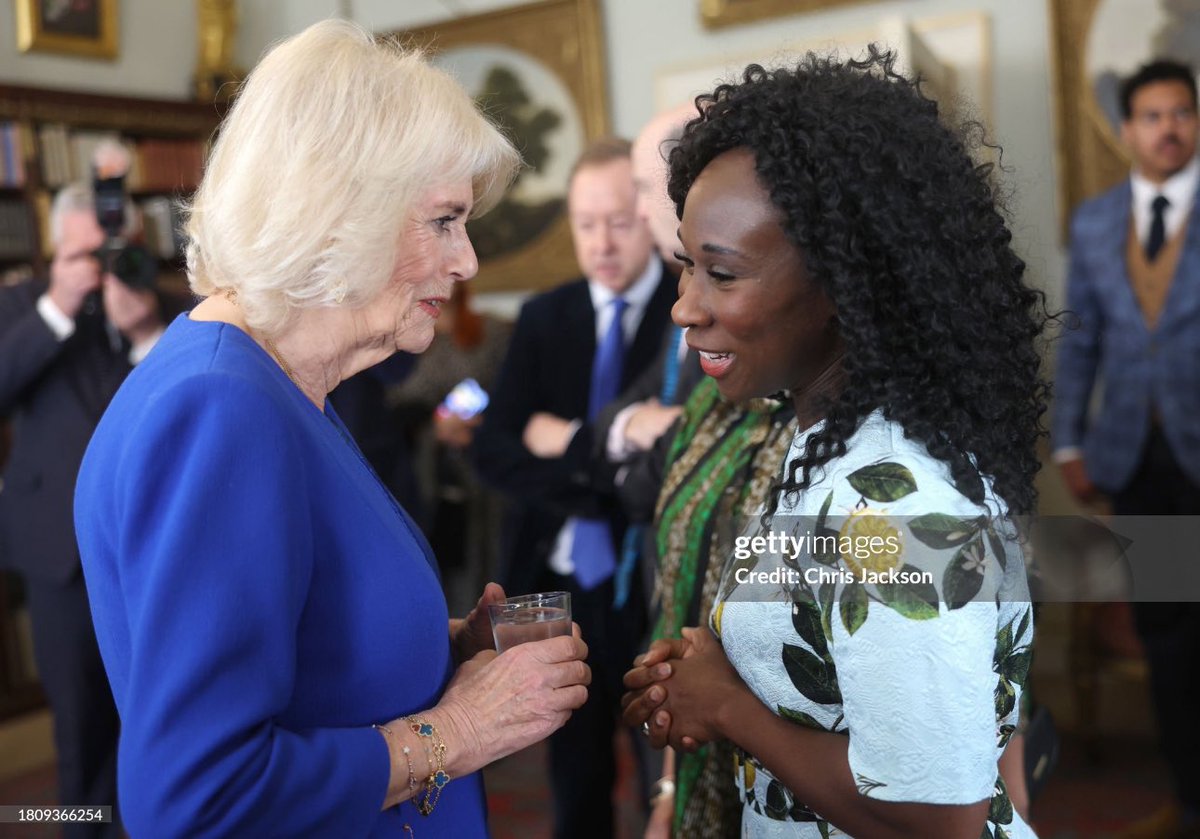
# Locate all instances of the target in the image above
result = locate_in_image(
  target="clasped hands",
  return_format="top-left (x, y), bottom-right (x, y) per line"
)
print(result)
top-left (621, 626), bottom-right (743, 753)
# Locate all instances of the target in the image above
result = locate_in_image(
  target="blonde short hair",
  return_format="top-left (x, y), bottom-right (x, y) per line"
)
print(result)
top-left (185, 18), bottom-right (519, 333)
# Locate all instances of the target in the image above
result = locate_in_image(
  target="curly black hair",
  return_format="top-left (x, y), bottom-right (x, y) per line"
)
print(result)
top-left (668, 47), bottom-right (1050, 516)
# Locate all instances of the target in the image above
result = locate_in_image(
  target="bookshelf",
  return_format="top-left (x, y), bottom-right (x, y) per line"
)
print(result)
top-left (0, 84), bottom-right (222, 283)
top-left (0, 85), bottom-right (220, 721)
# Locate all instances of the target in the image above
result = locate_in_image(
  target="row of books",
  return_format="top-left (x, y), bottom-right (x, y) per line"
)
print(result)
top-left (140, 196), bottom-right (187, 259)
top-left (0, 122), bottom-right (30, 188)
top-left (0, 193), bottom-right (183, 262)
top-left (37, 126), bottom-right (205, 193)
top-left (0, 199), bottom-right (35, 259)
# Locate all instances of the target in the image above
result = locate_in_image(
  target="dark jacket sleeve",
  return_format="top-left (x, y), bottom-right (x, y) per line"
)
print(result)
top-left (471, 300), bottom-right (609, 518)
top-left (0, 281), bottom-right (66, 415)
top-left (591, 343), bottom-right (670, 463)
top-left (614, 415), bottom-right (679, 524)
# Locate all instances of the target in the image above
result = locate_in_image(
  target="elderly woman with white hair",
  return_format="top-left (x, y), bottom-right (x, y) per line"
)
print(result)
top-left (74, 19), bottom-right (590, 838)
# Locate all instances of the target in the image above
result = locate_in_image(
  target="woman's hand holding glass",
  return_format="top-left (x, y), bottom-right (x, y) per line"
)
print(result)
top-left (621, 627), bottom-right (744, 753)
top-left (431, 620), bottom-right (590, 777)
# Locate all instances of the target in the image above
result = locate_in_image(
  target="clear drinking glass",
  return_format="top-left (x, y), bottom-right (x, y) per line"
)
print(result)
top-left (487, 591), bottom-right (572, 652)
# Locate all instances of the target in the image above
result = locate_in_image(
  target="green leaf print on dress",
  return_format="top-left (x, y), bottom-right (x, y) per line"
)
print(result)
top-left (839, 580), bottom-right (868, 635)
top-left (874, 564), bottom-right (940, 620)
top-left (718, 412), bottom-right (1036, 836)
top-left (813, 491), bottom-right (841, 566)
top-left (854, 773), bottom-right (888, 796)
top-left (944, 533), bottom-right (987, 610)
top-left (791, 600), bottom-right (831, 660)
top-left (846, 462), bottom-right (918, 502)
top-left (782, 643), bottom-right (842, 705)
top-left (908, 512), bottom-right (985, 548)
top-left (992, 609), bottom-right (1032, 721)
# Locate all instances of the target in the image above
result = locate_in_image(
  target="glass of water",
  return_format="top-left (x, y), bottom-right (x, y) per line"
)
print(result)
top-left (487, 591), bottom-right (572, 652)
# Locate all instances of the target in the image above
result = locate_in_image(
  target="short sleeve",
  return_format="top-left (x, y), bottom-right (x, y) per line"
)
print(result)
top-left (821, 458), bottom-right (1006, 805)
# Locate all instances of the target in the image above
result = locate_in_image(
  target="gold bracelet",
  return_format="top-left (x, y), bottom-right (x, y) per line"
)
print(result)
top-left (373, 723), bottom-right (417, 836)
top-left (374, 723), bottom-right (419, 796)
top-left (404, 716), bottom-right (451, 816)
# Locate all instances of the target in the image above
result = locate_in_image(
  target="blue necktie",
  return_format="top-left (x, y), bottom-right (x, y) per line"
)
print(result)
top-left (572, 297), bottom-right (628, 590)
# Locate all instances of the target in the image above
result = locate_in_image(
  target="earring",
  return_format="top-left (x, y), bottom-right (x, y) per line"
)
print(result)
top-left (332, 280), bottom-right (347, 305)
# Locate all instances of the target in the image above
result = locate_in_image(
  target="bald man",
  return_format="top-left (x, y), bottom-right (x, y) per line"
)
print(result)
top-left (633, 103), bottom-right (697, 269)
top-left (596, 105), bottom-right (701, 481)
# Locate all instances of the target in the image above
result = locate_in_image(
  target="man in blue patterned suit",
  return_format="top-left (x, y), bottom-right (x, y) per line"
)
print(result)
top-left (1053, 59), bottom-right (1200, 839)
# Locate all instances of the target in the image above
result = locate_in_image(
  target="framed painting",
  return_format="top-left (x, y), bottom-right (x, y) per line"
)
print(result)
top-left (1049, 0), bottom-right (1200, 233)
top-left (392, 0), bottom-right (608, 293)
top-left (15, 0), bottom-right (119, 59)
top-left (700, 0), bottom-right (874, 30)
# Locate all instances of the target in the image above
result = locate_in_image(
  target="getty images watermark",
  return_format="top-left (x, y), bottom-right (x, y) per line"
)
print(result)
top-left (721, 514), bottom-right (1200, 604)
top-left (732, 531), bottom-right (933, 587)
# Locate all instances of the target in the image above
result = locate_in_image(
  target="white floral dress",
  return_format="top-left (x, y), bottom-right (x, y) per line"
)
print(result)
top-left (713, 410), bottom-right (1037, 838)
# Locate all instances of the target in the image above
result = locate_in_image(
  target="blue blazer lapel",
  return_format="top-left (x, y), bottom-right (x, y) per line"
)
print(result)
top-left (1157, 181), bottom-right (1200, 333)
top-left (1099, 182), bottom-right (1151, 336)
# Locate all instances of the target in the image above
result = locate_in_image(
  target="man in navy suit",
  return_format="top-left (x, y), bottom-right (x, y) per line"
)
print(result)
top-left (474, 137), bottom-right (672, 838)
top-left (1053, 60), bottom-right (1200, 838)
top-left (0, 183), bottom-right (162, 838)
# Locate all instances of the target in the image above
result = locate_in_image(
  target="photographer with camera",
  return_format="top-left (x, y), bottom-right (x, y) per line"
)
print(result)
top-left (0, 169), bottom-right (163, 837)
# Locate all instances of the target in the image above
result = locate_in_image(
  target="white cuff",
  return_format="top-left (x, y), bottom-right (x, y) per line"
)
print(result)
top-left (36, 293), bottom-right (75, 341)
top-left (128, 326), bottom-right (164, 365)
top-left (606, 402), bottom-right (641, 462)
top-left (564, 418), bottom-right (583, 445)
top-left (1052, 447), bottom-right (1084, 465)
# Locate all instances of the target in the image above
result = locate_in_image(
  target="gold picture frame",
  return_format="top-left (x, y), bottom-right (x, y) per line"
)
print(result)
top-left (700, 0), bottom-right (872, 30)
top-left (392, 0), bottom-right (608, 293)
top-left (1046, 0), bottom-right (1196, 235)
top-left (15, 0), bottom-right (119, 60)
top-left (1048, 0), bottom-right (1129, 236)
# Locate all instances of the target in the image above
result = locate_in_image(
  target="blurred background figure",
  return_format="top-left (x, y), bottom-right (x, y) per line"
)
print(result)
top-left (474, 136), bottom-right (673, 839)
top-left (1053, 58), bottom-right (1200, 839)
top-left (0, 182), bottom-right (165, 838)
top-left (388, 282), bottom-right (512, 613)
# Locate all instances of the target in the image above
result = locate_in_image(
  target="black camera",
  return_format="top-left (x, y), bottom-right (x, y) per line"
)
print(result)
top-left (92, 170), bottom-right (157, 291)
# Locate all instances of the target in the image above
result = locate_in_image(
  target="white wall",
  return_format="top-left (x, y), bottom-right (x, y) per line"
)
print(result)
top-left (0, 0), bottom-right (196, 98)
top-left (0, 0), bottom-right (1067, 306)
top-left (600, 0), bottom-right (1064, 310)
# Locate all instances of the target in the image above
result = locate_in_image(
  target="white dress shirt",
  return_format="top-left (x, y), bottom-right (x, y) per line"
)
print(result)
top-left (1130, 155), bottom-right (1199, 247)
top-left (37, 292), bottom-right (163, 365)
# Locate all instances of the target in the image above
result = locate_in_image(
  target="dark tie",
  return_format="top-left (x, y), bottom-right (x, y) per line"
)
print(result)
top-left (1146, 194), bottom-right (1170, 262)
top-left (571, 297), bottom-right (629, 590)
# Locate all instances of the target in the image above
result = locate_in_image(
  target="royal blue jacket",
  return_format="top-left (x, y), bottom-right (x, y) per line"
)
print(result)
top-left (75, 314), bottom-right (488, 837)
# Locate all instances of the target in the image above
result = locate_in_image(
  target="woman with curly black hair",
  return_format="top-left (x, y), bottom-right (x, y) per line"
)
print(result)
top-left (623, 48), bottom-right (1044, 838)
